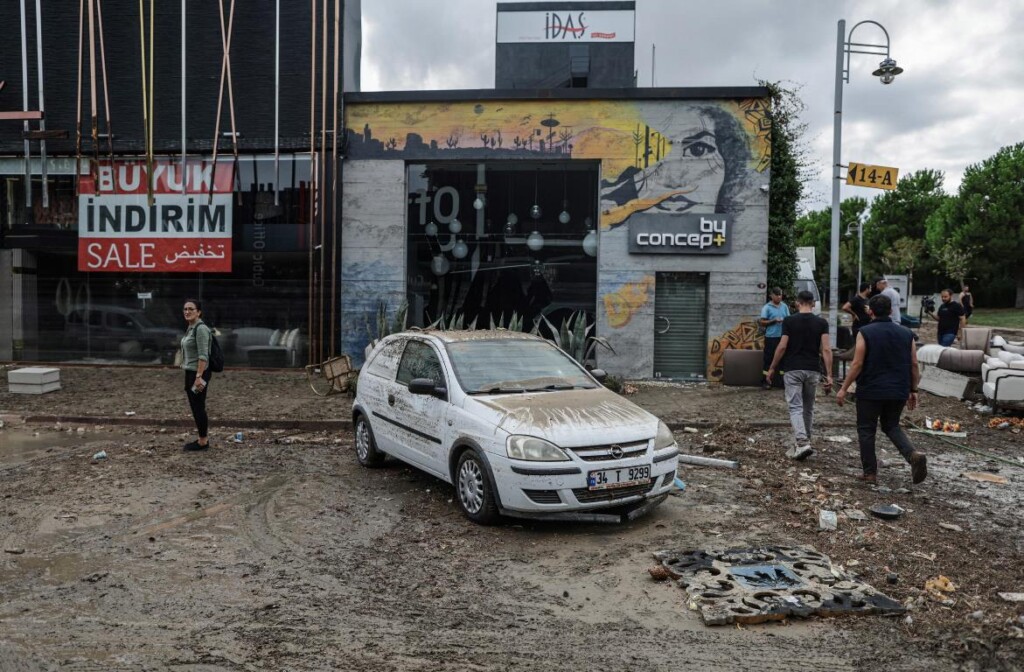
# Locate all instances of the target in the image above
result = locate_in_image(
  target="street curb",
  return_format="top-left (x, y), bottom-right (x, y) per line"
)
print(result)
top-left (12, 414), bottom-right (858, 432)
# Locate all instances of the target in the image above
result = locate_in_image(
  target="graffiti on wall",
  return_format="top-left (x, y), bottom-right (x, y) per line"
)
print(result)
top-left (706, 320), bottom-right (764, 382)
top-left (602, 274), bottom-right (655, 329)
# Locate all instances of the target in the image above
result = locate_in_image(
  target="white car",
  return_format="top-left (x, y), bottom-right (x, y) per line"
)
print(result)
top-left (352, 330), bottom-right (679, 524)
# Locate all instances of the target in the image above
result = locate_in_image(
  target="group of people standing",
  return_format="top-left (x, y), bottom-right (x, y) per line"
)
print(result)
top-left (759, 280), bottom-right (940, 485)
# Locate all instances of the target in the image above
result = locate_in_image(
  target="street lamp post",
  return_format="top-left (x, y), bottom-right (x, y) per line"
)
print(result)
top-left (828, 19), bottom-right (903, 343)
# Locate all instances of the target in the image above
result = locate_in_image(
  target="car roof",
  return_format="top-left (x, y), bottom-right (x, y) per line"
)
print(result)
top-left (388, 329), bottom-right (548, 345)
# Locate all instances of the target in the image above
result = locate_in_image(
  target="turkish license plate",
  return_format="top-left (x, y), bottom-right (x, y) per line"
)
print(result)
top-left (587, 465), bottom-right (652, 490)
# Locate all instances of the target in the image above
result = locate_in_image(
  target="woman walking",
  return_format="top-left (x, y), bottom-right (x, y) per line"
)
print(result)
top-left (181, 299), bottom-right (213, 451)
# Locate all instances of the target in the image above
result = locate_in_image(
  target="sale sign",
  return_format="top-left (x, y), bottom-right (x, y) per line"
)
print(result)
top-left (78, 160), bottom-right (234, 272)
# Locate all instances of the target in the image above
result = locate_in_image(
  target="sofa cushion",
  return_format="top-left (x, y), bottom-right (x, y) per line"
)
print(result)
top-left (1003, 343), bottom-right (1024, 355)
top-left (997, 350), bottom-right (1024, 364)
top-left (917, 344), bottom-right (945, 366)
top-left (269, 329), bottom-right (284, 346)
top-left (937, 348), bottom-right (985, 373)
top-left (960, 327), bottom-right (992, 354)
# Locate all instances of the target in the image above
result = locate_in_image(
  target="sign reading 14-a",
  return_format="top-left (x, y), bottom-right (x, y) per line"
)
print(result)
top-left (846, 162), bottom-right (899, 190)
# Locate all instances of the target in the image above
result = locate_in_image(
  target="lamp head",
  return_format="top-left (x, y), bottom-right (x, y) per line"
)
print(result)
top-left (872, 57), bottom-right (903, 84)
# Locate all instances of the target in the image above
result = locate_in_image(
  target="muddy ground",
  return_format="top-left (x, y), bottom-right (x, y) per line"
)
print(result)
top-left (1, 365), bottom-right (1022, 671)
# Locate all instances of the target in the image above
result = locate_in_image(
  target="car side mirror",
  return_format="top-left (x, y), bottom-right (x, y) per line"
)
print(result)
top-left (409, 378), bottom-right (446, 398)
top-left (589, 368), bottom-right (608, 383)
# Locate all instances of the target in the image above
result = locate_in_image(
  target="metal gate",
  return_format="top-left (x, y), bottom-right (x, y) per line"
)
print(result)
top-left (654, 272), bottom-right (708, 380)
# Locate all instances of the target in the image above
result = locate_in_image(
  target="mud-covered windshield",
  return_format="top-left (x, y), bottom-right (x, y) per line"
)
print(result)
top-left (445, 340), bottom-right (597, 394)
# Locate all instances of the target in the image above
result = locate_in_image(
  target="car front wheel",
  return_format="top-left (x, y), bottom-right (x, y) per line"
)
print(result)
top-left (354, 415), bottom-right (385, 468)
top-left (455, 450), bottom-right (500, 525)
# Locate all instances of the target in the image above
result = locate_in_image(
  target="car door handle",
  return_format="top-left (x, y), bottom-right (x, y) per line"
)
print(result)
top-left (657, 316), bottom-right (671, 334)
top-left (387, 394), bottom-right (395, 406)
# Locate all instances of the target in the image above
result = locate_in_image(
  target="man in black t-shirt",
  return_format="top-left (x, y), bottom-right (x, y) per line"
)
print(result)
top-left (927, 289), bottom-right (965, 347)
top-left (842, 282), bottom-right (873, 337)
top-left (767, 291), bottom-right (833, 460)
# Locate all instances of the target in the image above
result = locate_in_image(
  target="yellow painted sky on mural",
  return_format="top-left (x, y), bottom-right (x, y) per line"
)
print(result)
top-left (346, 98), bottom-right (770, 179)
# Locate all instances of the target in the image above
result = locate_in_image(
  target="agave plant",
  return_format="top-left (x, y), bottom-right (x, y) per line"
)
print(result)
top-left (427, 312), bottom-right (478, 332)
top-left (487, 311), bottom-right (531, 332)
top-left (365, 300), bottom-right (408, 347)
top-left (540, 311), bottom-right (614, 367)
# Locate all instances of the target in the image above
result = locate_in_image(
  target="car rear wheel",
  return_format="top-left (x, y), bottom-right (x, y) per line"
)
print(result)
top-left (455, 450), bottom-right (499, 525)
top-left (354, 415), bottom-right (385, 468)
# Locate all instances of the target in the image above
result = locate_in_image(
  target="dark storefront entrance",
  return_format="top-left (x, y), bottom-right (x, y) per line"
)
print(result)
top-left (406, 161), bottom-right (599, 330)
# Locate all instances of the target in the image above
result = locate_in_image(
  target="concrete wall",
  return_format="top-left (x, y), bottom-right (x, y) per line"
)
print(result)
top-left (341, 161), bottom-right (407, 364)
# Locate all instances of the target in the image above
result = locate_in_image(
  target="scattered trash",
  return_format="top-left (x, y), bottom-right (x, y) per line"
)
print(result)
top-left (92, 450), bottom-right (107, 461)
top-left (825, 435), bottom-right (853, 444)
top-left (844, 509), bottom-right (867, 521)
top-left (76, 427), bottom-right (86, 434)
top-left (746, 437), bottom-right (755, 444)
top-left (924, 575), bottom-right (956, 603)
top-left (910, 551), bottom-right (937, 562)
top-left (962, 471), bottom-right (1009, 485)
top-left (887, 573), bottom-right (899, 585)
top-left (998, 593), bottom-right (1024, 603)
top-left (939, 522), bottom-right (963, 532)
top-left (904, 615), bottom-right (913, 626)
top-left (677, 454), bottom-right (739, 470)
top-left (973, 404), bottom-right (993, 414)
top-left (234, 432), bottom-right (244, 443)
top-left (652, 545), bottom-right (905, 625)
top-left (819, 510), bottom-right (838, 531)
top-left (912, 427), bottom-right (967, 439)
top-left (869, 504), bottom-right (905, 520)
top-left (124, 411), bottom-right (136, 416)
top-left (969, 610), bottom-right (985, 620)
top-left (847, 559), bottom-right (861, 567)
top-left (925, 417), bottom-right (962, 433)
top-left (682, 427), bottom-right (699, 433)
top-left (3, 547), bottom-right (26, 555)
top-left (648, 565), bottom-right (671, 581)
top-left (989, 417), bottom-right (1024, 429)
top-left (673, 477), bottom-right (687, 492)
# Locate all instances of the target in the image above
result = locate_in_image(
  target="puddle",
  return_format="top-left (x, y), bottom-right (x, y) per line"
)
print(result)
top-left (0, 428), bottom-right (125, 465)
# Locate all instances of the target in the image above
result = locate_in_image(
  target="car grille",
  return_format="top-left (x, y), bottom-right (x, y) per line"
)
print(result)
top-left (568, 440), bottom-right (649, 462)
top-left (572, 481), bottom-right (655, 503)
top-left (523, 489), bottom-right (562, 504)
top-left (662, 471), bottom-right (676, 487)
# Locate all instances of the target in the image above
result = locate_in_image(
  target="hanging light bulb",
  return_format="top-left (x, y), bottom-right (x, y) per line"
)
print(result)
top-left (505, 173), bottom-right (517, 229)
top-left (530, 204), bottom-right (542, 220)
top-left (425, 221), bottom-right (438, 237)
top-left (430, 254), bottom-right (450, 276)
top-left (531, 259), bottom-right (544, 277)
top-left (448, 218), bottom-right (462, 234)
top-left (526, 230), bottom-right (545, 251)
top-left (452, 239), bottom-right (468, 259)
top-left (506, 212), bottom-right (518, 226)
top-left (473, 194), bottom-right (485, 210)
top-left (503, 219), bottom-right (516, 236)
top-left (558, 202), bottom-right (571, 225)
top-left (582, 229), bottom-right (598, 257)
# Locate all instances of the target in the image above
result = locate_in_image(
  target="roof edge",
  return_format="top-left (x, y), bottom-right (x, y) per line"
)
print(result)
top-left (345, 87), bottom-right (770, 105)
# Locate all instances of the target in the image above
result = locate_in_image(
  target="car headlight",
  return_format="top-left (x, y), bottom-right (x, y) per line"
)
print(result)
top-left (654, 421), bottom-right (677, 450)
top-left (506, 435), bottom-right (571, 462)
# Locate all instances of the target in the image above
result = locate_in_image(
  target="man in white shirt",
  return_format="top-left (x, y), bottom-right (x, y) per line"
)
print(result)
top-left (873, 277), bottom-right (902, 325)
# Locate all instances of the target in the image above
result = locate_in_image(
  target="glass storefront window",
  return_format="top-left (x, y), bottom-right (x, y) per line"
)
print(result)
top-left (406, 162), bottom-right (598, 333)
top-left (2, 155), bottom-right (318, 367)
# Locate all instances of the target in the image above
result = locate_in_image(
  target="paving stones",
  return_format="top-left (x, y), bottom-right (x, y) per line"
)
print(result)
top-left (651, 544), bottom-right (906, 625)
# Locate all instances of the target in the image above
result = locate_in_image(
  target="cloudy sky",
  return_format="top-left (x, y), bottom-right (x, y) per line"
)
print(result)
top-left (360, 0), bottom-right (1024, 212)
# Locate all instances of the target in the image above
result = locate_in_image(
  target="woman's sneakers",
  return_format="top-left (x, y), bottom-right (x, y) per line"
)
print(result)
top-left (183, 440), bottom-right (209, 452)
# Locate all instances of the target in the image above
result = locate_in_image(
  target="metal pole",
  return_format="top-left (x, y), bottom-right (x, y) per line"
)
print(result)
top-left (828, 19), bottom-right (845, 345)
top-left (181, 0), bottom-right (186, 195)
top-left (20, 0), bottom-right (32, 221)
top-left (274, 0), bottom-right (280, 206)
top-left (34, 0), bottom-right (48, 208)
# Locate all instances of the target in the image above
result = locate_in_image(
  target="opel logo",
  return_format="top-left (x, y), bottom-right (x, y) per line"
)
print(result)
top-left (610, 444), bottom-right (624, 459)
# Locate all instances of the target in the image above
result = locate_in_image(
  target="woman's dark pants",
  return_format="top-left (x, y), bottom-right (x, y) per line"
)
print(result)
top-left (185, 370), bottom-right (212, 439)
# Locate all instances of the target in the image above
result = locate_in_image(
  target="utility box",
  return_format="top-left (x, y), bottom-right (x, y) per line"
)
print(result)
top-left (7, 367), bottom-right (61, 394)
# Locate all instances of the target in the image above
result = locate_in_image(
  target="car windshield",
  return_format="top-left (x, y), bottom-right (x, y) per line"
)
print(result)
top-left (445, 339), bottom-right (598, 394)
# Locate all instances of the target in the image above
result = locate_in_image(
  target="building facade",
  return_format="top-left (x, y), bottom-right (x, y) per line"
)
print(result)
top-left (341, 88), bottom-right (771, 380)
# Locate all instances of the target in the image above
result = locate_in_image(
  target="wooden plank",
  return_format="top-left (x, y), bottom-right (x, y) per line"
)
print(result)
top-left (0, 110), bottom-right (43, 121)
top-left (24, 129), bottom-right (68, 140)
top-left (919, 365), bottom-right (974, 399)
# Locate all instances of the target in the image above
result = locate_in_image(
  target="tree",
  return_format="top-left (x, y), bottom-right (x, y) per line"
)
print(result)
top-left (883, 237), bottom-right (926, 298)
top-left (926, 142), bottom-right (1024, 307)
top-left (931, 241), bottom-right (978, 288)
top-left (794, 196), bottom-right (867, 296)
top-left (864, 169), bottom-right (949, 288)
top-left (761, 81), bottom-right (812, 298)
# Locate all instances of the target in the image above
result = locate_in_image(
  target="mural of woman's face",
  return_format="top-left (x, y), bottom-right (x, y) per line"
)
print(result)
top-left (636, 109), bottom-right (726, 213)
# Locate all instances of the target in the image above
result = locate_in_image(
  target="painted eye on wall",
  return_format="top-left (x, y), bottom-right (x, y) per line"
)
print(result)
top-left (680, 141), bottom-right (717, 158)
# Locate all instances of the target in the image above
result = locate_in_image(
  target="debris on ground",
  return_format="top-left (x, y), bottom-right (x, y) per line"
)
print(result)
top-left (869, 504), bottom-right (905, 520)
top-left (819, 510), bottom-right (838, 531)
top-left (652, 545), bottom-right (905, 625)
top-left (938, 522), bottom-right (964, 532)
top-left (92, 450), bottom-right (108, 461)
top-left (997, 593), bottom-right (1024, 603)
top-left (962, 471), bottom-right (1010, 485)
top-left (924, 575), bottom-right (957, 604)
top-left (989, 417), bottom-right (1024, 429)
top-left (825, 435), bottom-right (853, 444)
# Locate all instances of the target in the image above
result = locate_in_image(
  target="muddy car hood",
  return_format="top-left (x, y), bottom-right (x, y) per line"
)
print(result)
top-left (467, 387), bottom-right (658, 445)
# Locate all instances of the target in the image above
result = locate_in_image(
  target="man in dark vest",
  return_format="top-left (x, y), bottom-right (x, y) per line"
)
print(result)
top-left (836, 294), bottom-right (927, 484)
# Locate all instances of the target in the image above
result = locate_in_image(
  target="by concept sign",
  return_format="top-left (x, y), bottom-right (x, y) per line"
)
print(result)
top-left (628, 214), bottom-right (732, 255)
top-left (496, 9), bottom-right (635, 43)
top-left (78, 160), bottom-right (234, 272)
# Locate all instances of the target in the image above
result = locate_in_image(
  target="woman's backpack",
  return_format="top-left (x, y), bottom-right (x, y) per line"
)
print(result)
top-left (202, 324), bottom-right (225, 372)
